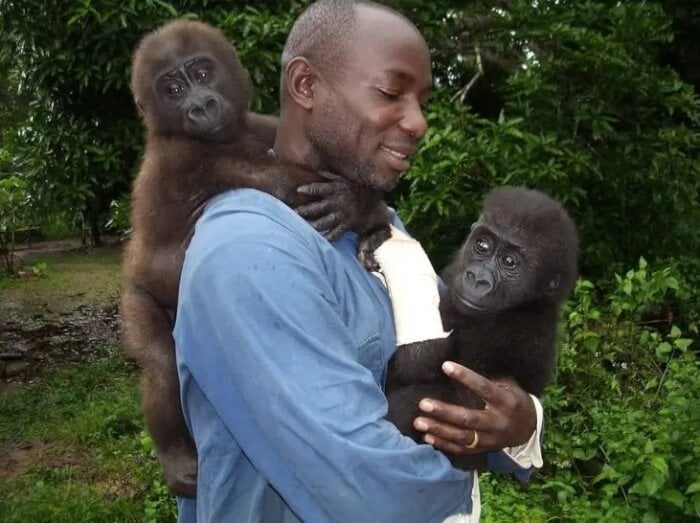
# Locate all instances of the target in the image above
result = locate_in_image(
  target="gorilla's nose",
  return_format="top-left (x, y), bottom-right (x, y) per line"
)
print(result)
top-left (464, 266), bottom-right (494, 297)
top-left (187, 96), bottom-right (219, 124)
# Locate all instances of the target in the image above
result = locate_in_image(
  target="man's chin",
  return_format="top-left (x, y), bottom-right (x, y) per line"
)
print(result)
top-left (367, 172), bottom-right (402, 192)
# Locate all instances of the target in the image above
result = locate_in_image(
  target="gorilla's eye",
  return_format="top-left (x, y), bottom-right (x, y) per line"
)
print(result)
top-left (195, 68), bottom-right (209, 83)
top-left (474, 237), bottom-right (491, 254)
top-left (167, 83), bottom-right (184, 98)
top-left (502, 255), bottom-right (518, 269)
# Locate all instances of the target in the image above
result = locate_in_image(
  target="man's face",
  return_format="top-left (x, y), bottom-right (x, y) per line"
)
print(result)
top-left (307, 8), bottom-right (432, 191)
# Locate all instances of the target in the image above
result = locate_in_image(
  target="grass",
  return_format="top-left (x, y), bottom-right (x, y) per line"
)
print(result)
top-left (0, 247), bottom-right (123, 317)
top-left (0, 354), bottom-right (177, 522)
top-left (0, 246), bottom-right (176, 522)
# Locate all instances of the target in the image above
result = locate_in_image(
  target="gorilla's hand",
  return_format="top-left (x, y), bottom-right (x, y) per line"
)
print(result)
top-left (412, 362), bottom-right (538, 455)
top-left (296, 175), bottom-right (386, 242)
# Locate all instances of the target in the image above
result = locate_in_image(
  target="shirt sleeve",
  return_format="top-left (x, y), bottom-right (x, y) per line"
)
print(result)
top-left (175, 200), bottom-right (472, 522)
top-left (485, 395), bottom-right (544, 482)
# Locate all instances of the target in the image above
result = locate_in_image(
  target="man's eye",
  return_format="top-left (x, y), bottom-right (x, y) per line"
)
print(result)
top-left (378, 89), bottom-right (399, 100)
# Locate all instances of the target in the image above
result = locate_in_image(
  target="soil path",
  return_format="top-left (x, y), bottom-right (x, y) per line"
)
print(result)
top-left (0, 243), bottom-right (123, 391)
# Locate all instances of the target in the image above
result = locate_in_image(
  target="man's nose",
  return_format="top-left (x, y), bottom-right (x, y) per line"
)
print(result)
top-left (399, 99), bottom-right (427, 139)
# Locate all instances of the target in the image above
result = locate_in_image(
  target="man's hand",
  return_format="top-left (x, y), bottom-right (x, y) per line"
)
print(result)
top-left (413, 362), bottom-right (536, 455)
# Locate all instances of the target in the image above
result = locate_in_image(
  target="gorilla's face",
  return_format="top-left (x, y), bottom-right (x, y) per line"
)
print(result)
top-left (444, 188), bottom-right (578, 320)
top-left (449, 223), bottom-right (536, 318)
top-left (154, 53), bottom-right (240, 142)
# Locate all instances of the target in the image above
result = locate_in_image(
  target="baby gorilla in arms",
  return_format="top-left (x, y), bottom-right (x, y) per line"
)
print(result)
top-left (376, 186), bottom-right (578, 470)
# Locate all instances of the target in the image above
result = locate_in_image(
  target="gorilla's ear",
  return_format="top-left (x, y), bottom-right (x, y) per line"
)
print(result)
top-left (547, 274), bottom-right (561, 295)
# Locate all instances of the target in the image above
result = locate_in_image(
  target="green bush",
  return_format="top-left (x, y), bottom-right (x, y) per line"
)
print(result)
top-left (482, 259), bottom-right (699, 521)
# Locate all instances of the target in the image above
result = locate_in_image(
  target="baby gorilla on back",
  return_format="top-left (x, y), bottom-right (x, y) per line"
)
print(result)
top-left (120, 20), bottom-right (388, 497)
top-left (385, 187), bottom-right (578, 470)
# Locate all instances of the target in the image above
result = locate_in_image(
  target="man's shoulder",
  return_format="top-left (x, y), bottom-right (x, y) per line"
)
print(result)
top-left (204, 188), bottom-right (303, 227)
top-left (194, 189), bottom-right (317, 247)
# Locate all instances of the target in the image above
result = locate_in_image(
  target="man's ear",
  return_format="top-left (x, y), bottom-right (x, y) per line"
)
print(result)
top-left (285, 57), bottom-right (316, 110)
top-left (134, 98), bottom-right (145, 117)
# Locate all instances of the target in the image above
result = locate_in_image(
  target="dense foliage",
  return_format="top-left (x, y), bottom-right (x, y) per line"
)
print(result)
top-left (0, 0), bottom-right (697, 520)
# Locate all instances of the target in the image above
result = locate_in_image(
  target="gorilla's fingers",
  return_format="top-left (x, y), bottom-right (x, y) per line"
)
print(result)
top-left (297, 181), bottom-right (341, 197)
top-left (295, 199), bottom-right (335, 219)
top-left (324, 224), bottom-right (347, 242)
top-left (309, 212), bottom-right (342, 233)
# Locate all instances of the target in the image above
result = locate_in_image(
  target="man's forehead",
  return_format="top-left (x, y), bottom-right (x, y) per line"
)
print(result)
top-left (346, 7), bottom-right (431, 83)
top-left (354, 5), bottom-right (426, 45)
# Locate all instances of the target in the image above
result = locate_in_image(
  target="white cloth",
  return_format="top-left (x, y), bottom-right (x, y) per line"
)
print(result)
top-left (373, 225), bottom-right (451, 345)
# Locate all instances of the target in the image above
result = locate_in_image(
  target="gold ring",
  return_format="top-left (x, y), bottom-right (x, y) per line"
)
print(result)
top-left (465, 430), bottom-right (479, 449)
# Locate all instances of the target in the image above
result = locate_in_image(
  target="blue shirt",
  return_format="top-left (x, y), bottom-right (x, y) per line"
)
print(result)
top-left (174, 189), bottom-right (524, 522)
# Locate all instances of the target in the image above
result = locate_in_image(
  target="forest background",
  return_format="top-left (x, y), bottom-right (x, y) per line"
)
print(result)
top-left (0, 1), bottom-right (698, 521)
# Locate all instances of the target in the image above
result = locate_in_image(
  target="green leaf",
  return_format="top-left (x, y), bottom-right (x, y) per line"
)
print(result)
top-left (665, 277), bottom-right (679, 290)
top-left (661, 489), bottom-right (684, 508)
top-left (655, 342), bottom-right (672, 359)
top-left (686, 481), bottom-right (700, 494)
top-left (650, 456), bottom-right (669, 477)
top-left (673, 338), bottom-right (692, 351)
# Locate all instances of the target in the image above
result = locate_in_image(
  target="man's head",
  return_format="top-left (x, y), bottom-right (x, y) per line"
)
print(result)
top-left (277, 0), bottom-right (431, 191)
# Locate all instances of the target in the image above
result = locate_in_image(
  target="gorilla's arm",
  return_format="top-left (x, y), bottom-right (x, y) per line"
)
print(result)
top-left (386, 338), bottom-right (452, 390)
top-left (245, 112), bottom-right (279, 147)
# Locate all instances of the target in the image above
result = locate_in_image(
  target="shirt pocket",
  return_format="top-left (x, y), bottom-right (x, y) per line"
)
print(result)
top-left (356, 332), bottom-right (386, 385)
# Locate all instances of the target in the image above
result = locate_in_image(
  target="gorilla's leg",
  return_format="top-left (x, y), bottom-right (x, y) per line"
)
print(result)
top-left (121, 285), bottom-right (197, 497)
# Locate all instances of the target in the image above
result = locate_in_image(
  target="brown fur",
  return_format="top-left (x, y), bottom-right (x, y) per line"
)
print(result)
top-left (120, 20), bottom-right (387, 497)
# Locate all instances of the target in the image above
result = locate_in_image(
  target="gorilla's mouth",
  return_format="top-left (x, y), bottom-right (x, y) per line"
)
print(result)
top-left (200, 121), bottom-right (226, 134)
top-left (453, 291), bottom-right (487, 312)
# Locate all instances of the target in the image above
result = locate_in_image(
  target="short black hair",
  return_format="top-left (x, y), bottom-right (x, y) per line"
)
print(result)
top-left (281, 0), bottom-right (394, 84)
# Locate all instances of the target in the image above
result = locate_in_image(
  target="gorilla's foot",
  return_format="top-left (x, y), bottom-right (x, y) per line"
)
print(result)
top-left (160, 444), bottom-right (198, 498)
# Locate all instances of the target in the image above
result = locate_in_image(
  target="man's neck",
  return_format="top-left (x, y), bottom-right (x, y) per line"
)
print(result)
top-left (273, 116), bottom-right (321, 170)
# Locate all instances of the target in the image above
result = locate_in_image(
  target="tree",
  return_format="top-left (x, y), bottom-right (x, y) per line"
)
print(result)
top-left (394, 0), bottom-right (700, 275)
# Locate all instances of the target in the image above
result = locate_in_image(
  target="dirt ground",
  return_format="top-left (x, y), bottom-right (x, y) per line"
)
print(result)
top-left (0, 242), bottom-right (123, 392)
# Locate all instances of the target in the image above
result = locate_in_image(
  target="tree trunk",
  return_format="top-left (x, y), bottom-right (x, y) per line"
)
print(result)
top-left (89, 209), bottom-right (103, 247)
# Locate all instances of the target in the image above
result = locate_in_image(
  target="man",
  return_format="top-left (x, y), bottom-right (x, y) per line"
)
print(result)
top-left (174, 1), bottom-right (542, 521)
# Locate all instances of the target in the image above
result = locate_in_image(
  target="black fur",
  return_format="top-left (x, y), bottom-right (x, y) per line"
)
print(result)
top-left (385, 187), bottom-right (578, 470)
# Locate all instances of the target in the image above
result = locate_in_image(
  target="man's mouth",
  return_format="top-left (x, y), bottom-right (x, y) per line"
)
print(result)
top-left (380, 145), bottom-right (413, 172)
top-left (381, 146), bottom-right (408, 159)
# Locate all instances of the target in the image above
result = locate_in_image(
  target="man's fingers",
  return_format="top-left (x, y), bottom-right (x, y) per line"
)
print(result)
top-left (421, 434), bottom-right (473, 456)
top-left (296, 200), bottom-right (334, 218)
top-left (441, 361), bottom-right (510, 408)
top-left (417, 398), bottom-right (495, 432)
top-left (413, 417), bottom-right (480, 453)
